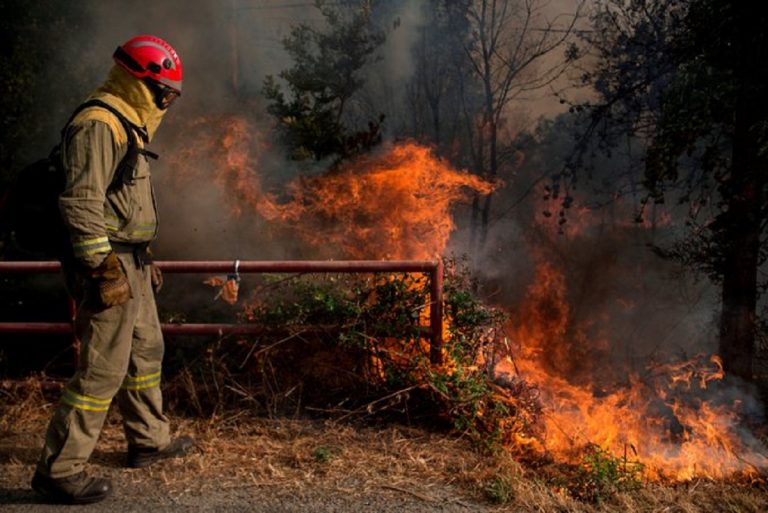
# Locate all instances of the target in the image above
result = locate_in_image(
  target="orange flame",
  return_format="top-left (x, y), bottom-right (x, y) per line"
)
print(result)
top-left (252, 143), bottom-right (495, 260)
top-left (500, 261), bottom-right (768, 481)
top-left (172, 116), bottom-right (494, 260)
top-left (170, 115), bottom-right (767, 481)
top-left (536, 186), bottom-right (675, 238)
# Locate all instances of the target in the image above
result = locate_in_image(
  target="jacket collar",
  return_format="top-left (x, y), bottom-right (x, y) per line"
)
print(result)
top-left (87, 64), bottom-right (166, 142)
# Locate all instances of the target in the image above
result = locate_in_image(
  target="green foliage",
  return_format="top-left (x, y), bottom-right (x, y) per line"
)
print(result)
top-left (182, 258), bottom-right (510, 451)
top-left (246, 271), bottom-right (426, 350)
top-left (246, 275), bottom-right (363, 327)
top-left (262, 0), bottom-right (386, 162)
top-left (579, 0), bottom-right (768, 380)
top-left (420, 259), bottom-right (507, 451)
top-left (584, 0), bottom-right (768, 263)
top-left (312, 444), bottom-right (338, 463)
top-left (484, 472), bottom-right (515, 504)
top-left (572, 444), bottom-right (645, 502)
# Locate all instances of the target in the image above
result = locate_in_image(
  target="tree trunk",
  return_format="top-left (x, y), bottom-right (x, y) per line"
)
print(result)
top-left (718, 196), bottom-right (759, 382)
top-left (470, 126), bottom-right (485, 256)
top-left (479, 119), bottom-right (497, 248)
top-left (718, 4), bottom-right (766, 382)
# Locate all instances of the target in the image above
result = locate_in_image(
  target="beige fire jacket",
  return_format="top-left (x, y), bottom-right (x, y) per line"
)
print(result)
top-left (59, 65), bottom-right (167, 268)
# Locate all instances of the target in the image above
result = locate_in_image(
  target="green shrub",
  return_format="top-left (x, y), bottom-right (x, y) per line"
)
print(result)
top-left (485, 473), bottom-right (515, 504)
top-left (166, 257), bottom-right (514, 451)
top-left (572, 444), bottom-right (645, 502)
top-left (312, 445), bottom-right (338, 463)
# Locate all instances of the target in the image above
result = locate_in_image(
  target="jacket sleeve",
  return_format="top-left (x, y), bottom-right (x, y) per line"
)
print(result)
top-left (59, 120), bottom-right (123, 268)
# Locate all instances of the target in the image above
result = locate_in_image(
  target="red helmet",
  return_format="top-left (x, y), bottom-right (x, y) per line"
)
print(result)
top-left (113, 35), bottom-right (183, 94)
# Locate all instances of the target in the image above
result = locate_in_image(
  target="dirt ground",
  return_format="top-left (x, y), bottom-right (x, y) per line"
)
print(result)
top-left (0, 402), bottom-right (490, 512)
top-left (2, 383), bottom-right (768, 512)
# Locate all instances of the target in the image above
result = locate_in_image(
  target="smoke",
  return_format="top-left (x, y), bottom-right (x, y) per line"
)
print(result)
top-left (362, 0), bottom-right (427, 135)
top-left (28, 1), bottom-right (731, 359)
top-left (28, 1), bottom-right (722, 351)
top-left (13, 0), bottom-right (765, 472)
top-left (28, 0), bottom-right (538, 262)
top-left (468, 146), bottom-right (722, 379)
top-left (22, 0), bottom-right (593, 264)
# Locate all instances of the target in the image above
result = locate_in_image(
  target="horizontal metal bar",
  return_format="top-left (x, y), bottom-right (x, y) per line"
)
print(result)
top-left (0, 322), bottom-right (72, 334)
top-left (0, 323), bottom-right (434, 336)
top-left (0, 322), bottom-right (272, 337)
top-left (0, 261), bottom-right (61, 273)
top-left (159, 260), bottom-right (439, 273)
top-left (0, 259), bottom-right (444, 364)
top-left (161, 323), bottom-right (271, 336)
top-left (0, 260), bottom-right (439, 274)
top-left (0, 321), bottom-right (435, 335)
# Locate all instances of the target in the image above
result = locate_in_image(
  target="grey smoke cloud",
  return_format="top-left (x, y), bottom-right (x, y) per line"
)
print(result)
top-left (35, 0), bottom-right (723, 365)
top-left (14, 2), bottom-right (764, 471)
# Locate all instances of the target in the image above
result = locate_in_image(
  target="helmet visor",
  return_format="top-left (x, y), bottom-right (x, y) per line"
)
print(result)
top-left (146, 79), bottom-right (180, 110)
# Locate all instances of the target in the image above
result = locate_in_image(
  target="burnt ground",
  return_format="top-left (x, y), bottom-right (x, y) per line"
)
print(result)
top-left (2, 385), bottom-right (768, 513)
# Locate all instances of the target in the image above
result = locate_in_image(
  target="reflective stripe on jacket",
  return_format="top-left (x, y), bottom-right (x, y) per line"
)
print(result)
top-left (59, 65), bottom-right (164, 268)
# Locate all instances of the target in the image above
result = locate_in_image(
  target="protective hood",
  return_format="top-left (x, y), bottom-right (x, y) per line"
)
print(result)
top-left (86, 64), bottom-right (167, 142)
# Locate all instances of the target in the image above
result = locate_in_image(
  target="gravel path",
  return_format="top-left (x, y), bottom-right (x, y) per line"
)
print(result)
top-left (1, 483), bottom-right (486, 513)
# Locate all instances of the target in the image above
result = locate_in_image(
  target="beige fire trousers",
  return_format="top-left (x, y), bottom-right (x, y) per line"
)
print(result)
top-left (37, 251), bottom-right (170, 478)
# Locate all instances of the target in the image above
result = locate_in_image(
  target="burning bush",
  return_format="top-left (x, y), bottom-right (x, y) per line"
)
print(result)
top-left (162, 258), bottom-right (532, 448)
top-left (156, 114), bottom-right (768, 498)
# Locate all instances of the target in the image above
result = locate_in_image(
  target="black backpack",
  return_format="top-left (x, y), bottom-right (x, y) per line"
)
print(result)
top-left (2, 99), bottom-right (152, 261)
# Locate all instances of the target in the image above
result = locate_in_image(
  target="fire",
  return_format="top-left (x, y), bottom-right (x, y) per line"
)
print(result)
top-left (500, 261), bottom-right (768, 481)
top-left (254, 142), bottom-right (494, 259)
top-left (170, 115), bottom-right (767, 482)
top-left (536, 186), bottom-right (675, 238)
top-left (171, 116), bottom-right (272, 219)
top-left (171, 115), bottom-right (491, 372)
top-left (171, 116), bottom-right (495, 260)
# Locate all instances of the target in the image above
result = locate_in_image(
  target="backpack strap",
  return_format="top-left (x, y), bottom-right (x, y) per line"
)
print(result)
top-left (61, 98), bottom-right (142, 143)
top-left (60, 99), bottom-right (159, 191)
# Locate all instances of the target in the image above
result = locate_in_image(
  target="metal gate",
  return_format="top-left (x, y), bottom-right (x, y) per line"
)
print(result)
top-left (0, 260), bottom-right (444, 364)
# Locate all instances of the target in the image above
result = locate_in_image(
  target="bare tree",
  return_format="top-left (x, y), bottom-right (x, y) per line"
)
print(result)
top-left (461, 0), bottom-right (586, 251)
top-left (400, 0), bottom-right (472, 159)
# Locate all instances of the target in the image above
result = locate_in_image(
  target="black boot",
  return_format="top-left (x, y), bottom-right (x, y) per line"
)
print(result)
top-left (31, 471), bottom-right (112, 504)
top-left (127, 436), bottom-right (194, 468)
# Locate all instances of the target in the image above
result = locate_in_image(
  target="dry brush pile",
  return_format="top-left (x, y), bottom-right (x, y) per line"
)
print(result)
top-left (3, 259), bottom-right (767, 508)
top-left (154, 257), bottom-right (764, 505)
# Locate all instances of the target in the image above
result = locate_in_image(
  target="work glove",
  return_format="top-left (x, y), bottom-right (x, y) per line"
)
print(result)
top-left (150, 265), bottom-right (163, 293)
top-left (85, 251), bottom-right (132, 308)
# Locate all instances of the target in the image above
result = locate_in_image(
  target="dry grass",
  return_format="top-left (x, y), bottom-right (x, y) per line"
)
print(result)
top-left (2, 377), bottom-right (767, 512)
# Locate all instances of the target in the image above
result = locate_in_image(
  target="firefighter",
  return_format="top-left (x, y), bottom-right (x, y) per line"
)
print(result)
top-left (31, 35), bottom-right (193, 505)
